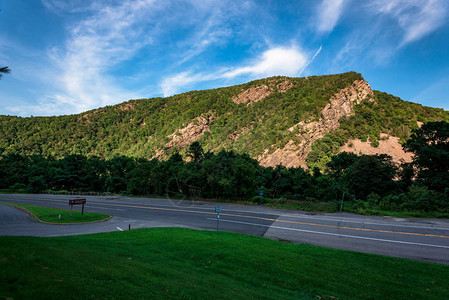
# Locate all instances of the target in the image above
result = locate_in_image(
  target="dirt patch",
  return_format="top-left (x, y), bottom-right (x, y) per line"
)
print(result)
top-left (258, 80), bottom-right (374, 168)
top-left (258, 140), bottom-right (305, 168)
top-left (340, 134), bottom-right (413, 164)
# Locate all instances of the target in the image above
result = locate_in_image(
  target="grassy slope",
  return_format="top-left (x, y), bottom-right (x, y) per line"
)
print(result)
top-left (1, 202), bottom-right (110, 223)
top-left (1, 228), bottom-right (448, 299)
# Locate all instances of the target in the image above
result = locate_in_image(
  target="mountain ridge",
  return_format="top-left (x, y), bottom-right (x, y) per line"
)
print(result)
top-left (1, 71), bottom-right (448, 169)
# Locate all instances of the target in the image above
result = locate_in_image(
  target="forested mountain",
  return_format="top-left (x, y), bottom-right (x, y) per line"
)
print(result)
top-left (1, 71), bottom-right (448, 169)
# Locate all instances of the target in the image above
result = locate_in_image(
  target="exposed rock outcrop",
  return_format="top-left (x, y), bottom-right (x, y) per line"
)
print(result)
top-left (275, 79), bottom-right (294, 92)
top-left (168, 114), bottom-right (214, 148)
top-left (152, 114), bottom-right (214, 160)
top-left (232, 85), bottom-right (271, 105)
top-left (232, 78), bottom-right (294, 105)
top-left (258, 80), bottom-right (374, 168)
top-left (118, 103), bottom-right (135, 111)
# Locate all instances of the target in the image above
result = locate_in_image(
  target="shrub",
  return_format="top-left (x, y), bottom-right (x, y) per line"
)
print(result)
top-left (251, 196), bottom-right (265, 204)
top-left (9, 182), bottom-right (27, 191)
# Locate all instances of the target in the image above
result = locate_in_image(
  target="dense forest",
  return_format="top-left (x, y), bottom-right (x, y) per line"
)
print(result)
top-left (1, 72), bottom-right (448, 215)
top-left (1, 121), bottom-right (448, 215)
top-left (1, 72), bottom-right (448, 169)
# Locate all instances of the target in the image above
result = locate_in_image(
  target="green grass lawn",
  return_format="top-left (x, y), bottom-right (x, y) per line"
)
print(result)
top-left (0, 202), bottom-right (110, 224)
top-left (1, 228), bottom-right (448, 299)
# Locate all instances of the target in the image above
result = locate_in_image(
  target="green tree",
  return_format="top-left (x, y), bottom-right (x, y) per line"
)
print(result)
top-left (404, 121), bottom-right (449, 192)
top-left (343, 154), bottom-right (397, 200)
top-left (187, 141), bottom-right (204, 163)
top-left (327, 152), bottom-right (358, 177)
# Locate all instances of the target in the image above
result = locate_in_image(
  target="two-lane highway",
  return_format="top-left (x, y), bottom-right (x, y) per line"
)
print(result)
top-left (1, 193), bottom-right (448, 264)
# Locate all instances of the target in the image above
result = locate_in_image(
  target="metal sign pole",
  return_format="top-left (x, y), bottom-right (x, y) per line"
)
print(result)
top-left (215, 206), bottom-right (221, 234)
top-left (340, 192), bottom-right (345, 213)
top-left (217, 213), bottom-right (219, 234)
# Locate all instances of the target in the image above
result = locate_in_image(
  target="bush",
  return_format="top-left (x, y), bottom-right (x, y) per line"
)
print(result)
top-left (9, 182), bottom-right (27, 191)
top-left (251, 196), bottom-right (265, 204)
top-left (379, 194), bottom-right (403, 210)
top-left (366, 192), bottom-right (381, 204)
top-left (400, 185), bottom-right (448, 212)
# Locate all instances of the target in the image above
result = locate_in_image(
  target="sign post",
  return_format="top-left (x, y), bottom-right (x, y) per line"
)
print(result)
top-left (69, 199), bottom-right (87, 216)
top-left (340, 192), bottom-right (345, 213)
top-left (215, 206), bottom-right (221, 234)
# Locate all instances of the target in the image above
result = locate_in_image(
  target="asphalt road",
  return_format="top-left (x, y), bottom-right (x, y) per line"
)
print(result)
top-left (1, 193), bottom-right (448, 264)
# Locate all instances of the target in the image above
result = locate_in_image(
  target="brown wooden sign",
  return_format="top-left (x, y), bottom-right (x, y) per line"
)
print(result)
top-left (69, 199), bottom-right (86, 205)
top-left (69, 198), bottom-right (86, 216)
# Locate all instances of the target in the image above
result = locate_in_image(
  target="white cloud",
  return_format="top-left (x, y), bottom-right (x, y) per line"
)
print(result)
top-left (221, 46), bottom-right (308, 79)
top-left (316, 0), bottom-right (346, 33)
top-left (371, 0), bottom-right (448, 45)
top-left (161, 71), bottom-right (214, 97)
top-left (40, 0), bottom-right (98, 14)
top-left (10, 0), bottom-right (256, 115)
top-left (39, 0), bottom-right (160, 114)
top-left (161, 45), bottom-right (311, 97)
top-left (6, 94), bottom-right (79, 116)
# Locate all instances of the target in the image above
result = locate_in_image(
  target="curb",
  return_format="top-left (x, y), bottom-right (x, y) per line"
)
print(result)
top-left (1, 202), bottom-right (112, 225)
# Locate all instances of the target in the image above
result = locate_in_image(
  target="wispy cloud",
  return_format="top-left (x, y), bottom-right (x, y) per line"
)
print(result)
top-left (299, 45), bottom-right (322, 76)
top-left (40, 0), bottom-right (98, 14)
top-left (174, 4), bottom-right (234, 65)
top-left (413, 74), bottom-right (449, 110)
top-left (160, 71), bottom-right (215, 97)
top-left (50, 0), bottom-right (159, 109)
top-left (331, 0), bottom-right (449, 68)
top-left (161, 45), bottom-right (311, 96)
top-left (7, 0), bottom-right (163, 115)
top-left (8, 0), bottom-right (259, 115)
top-left (315, 0), bottom-right (346, 33)
top-left (371, 0), bottom-right (448, 46)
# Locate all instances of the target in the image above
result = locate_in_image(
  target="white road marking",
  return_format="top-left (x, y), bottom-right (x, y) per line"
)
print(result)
top-left (74, 200), bottom-right (449, 230)
top-left (116, 227), bottom-right (123, 231)
top-left (281, 214), bottom-right (449, 230)
top-left (208, 218), bottom-right (449, 249)
top-left (88, 205), bottom-right (125, 211)
top-left (3, 195), bottom-right (449, 231)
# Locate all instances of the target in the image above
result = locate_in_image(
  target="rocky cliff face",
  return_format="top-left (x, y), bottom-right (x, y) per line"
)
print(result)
top-left (258, 80), bottom-right (374, 168)
top-left (155, 79), bottom-right (375, 167)
top-left (153, 113), bottom-right (214, 160)
top-left (232, 78), bottom-right (293, 105)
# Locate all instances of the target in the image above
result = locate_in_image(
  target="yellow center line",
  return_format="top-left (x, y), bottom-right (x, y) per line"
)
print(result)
top-left (3, 197), bottom-right (449, 239)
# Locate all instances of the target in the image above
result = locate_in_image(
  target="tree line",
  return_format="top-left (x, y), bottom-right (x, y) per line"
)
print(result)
top-left (1, 121), bottom-right (448, 213)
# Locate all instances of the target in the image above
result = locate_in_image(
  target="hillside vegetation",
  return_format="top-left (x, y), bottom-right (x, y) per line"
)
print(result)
top-left (1, 71), bottom-right (447, 168)
top-left (1, 120), bottom-right (449, 217)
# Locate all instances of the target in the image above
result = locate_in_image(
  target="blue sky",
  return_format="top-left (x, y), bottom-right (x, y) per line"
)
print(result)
top-left (0, 0), bottom-right (448, 116)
